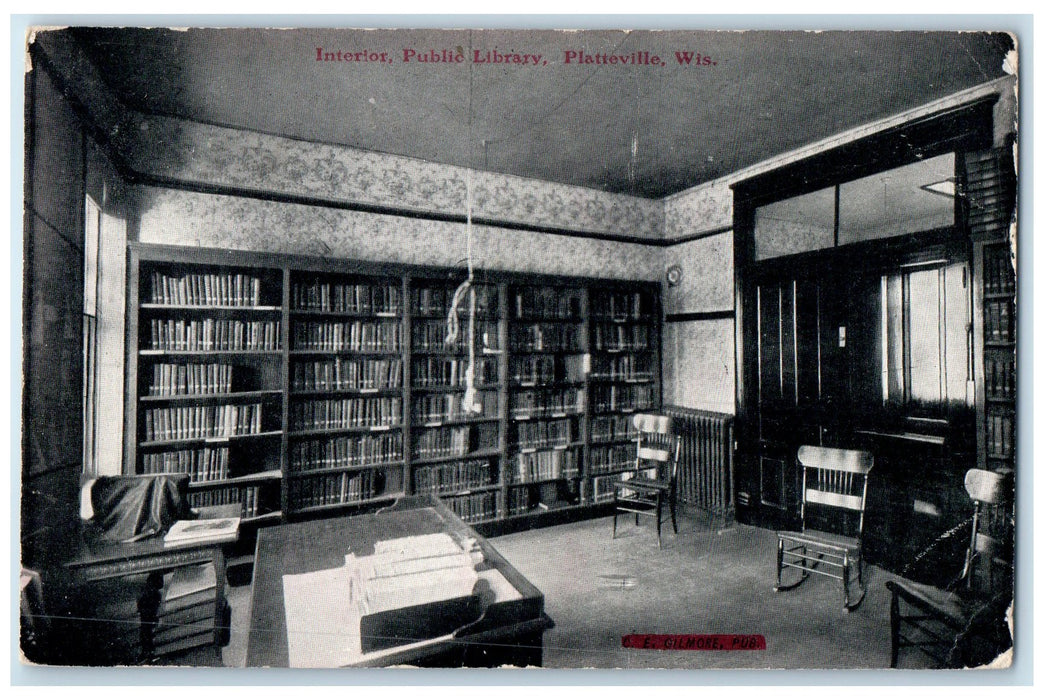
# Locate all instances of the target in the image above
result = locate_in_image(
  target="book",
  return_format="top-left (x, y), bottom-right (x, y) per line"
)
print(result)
top-left (163, 517), bottom-right (240, 546)
top-left (163, 563), bottom-right (217, 612)
top-left (152, 629), bottom-right (214, 657)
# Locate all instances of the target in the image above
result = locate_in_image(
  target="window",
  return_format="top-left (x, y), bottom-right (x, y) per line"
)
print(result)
top-left (83, 196), bottom-right (100, 475)
top-left (754, 152), bottom-right (958, 261)
top-left (880, 261), bottom-right (971, 413)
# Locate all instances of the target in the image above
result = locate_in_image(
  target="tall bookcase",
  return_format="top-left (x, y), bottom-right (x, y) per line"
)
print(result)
top-left (124, 244), bottom-right (660, 535)
top-left (587, 288), bottom-right (659, 504)
top-left (285, 270), bottom-right (407, 515)
top-left (975, 240), bottom-right (1016, 474)
top-left (505, 284), bottom-right (587, 518)
top-left (408, 275), bottom-right (504, 523)
top-left (125, 254), bottom-right (285, 526)
top-left (967, 146), bottom-right (1017, 478)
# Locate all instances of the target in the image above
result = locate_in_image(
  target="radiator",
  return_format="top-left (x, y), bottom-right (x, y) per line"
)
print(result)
top-left (662, 406), bottom-right (735, 521)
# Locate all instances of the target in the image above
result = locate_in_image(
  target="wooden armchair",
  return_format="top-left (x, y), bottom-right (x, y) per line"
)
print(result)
top-left (886, 468), bottom-right (1013, 668)
top-left (775, 446), bottom-right (874, 612)
top-left (611, 413), bottom-right (681, 548)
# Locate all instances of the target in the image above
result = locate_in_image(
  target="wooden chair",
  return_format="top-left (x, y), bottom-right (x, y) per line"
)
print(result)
top-left (886, 468), bottom-right (1013, 668)
top-left (775, 445), bottom-right (874, 612)
top-left (612, 413), bottom-right (681, 548)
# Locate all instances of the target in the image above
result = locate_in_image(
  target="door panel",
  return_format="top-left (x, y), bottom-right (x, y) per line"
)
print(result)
top-left (745, 276), bottom-right (826, 527)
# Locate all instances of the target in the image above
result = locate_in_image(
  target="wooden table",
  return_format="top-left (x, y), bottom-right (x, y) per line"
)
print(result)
top-left (246, 495), bottom-right (554, 668)
top-left (62, 517), bottom-right (238, 660)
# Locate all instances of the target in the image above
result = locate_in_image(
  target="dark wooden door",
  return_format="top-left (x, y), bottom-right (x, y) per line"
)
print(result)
top-left (736, 273), bottom-right (835, 529)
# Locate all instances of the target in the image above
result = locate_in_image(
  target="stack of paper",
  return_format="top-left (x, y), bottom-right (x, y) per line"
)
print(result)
top-left (352, 533), bottom-right (479, 616)
top-left (282, 532), bottom-right (488, 666)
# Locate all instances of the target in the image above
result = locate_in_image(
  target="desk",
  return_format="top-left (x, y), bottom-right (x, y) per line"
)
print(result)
top-left (246, 495), bottom-right (554, 668)
top-left (62, 515), bottom-right (237, 661)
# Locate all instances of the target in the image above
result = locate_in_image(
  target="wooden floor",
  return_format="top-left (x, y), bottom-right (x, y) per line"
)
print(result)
top-left (160, 513), bottom-right (984, 670)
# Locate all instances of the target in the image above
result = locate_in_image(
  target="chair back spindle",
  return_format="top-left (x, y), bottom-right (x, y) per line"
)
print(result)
top-left (796, 445), bottom-right (873, 538)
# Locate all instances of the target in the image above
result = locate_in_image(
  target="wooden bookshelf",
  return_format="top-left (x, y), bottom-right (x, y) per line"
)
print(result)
top-left (286, 268), bottom-right (407, 516)
top-left (126, 250), bottom-right (285, 526)
top-left (975, 239), bottom-right (1016, 473)
top-left (585, 287), bottom-right (660, 504)
top-left (125, 243), bottom-right (661, 537)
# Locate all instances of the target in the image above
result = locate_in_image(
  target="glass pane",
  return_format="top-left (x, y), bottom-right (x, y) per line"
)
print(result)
top-left (84, 196), bottom-right (100, 316)
top-left (838, 153), bottom-right (955, 245)
top-left (907, 268), bottom-right (942, 404)
top-left (942, 263), bottom-right (971, 405)
top-left (881, 273), bottom-right (904, 403)
top-left (754, 186), bottom-right (835, 260)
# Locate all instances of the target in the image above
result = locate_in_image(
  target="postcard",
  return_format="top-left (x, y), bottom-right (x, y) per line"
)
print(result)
top-left (20, 25), bottom-right (1017, 671)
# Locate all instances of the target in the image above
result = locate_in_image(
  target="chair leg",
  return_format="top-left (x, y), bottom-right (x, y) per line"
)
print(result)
top-left (655, 499), bottom-right (663, 549)
top-left (840, 553), bottom-right (868, 612)
top-left (612, 505), bottom-right (618, 539)
top-left (889, 590), bottom-right (901, 668)
top-left (775, 537), bottom-right (784, 591)
top-left (841, 554), bottom-right (851, 612)
top-left (670, 495), bottom-right (678, 534)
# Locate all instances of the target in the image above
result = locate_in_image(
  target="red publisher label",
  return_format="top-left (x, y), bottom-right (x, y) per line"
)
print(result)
top-left (621, 634), bottom-right (766, 651)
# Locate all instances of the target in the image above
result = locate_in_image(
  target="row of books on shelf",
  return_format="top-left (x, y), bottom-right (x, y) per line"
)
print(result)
top-left (148, 363), bottom-right (235, 397)
top-left (444, 491), bottom-right (497, 523)
top-left (289, 433), bottom-right (403, 472)
top-left (516, 418), bottom-right (574, 450)
top-left (414, 459), bottom-right (496, 495)
top-left (413, 423), bottom-right (499, 460)
top-left (985, 356), bottom-right (1016, 400)
top-left (591, 385), bottom-right (654, 413)
top-left (510, 355), bottom-right (584, 384)
top-left (187, 485), bottom-right (260, 518)
top-left (288, 470), bottom-right (382, 509)
top-left (412, 319), bottom-right (500, 352)
top-left (513, 288), bottom-right (583, 320)
top-left (984, 300), bottom-right (1014, 342)
top-left (412, 356), bottom-right (498, 388)
top-left (511, 388), bottom-right (585, 418)
top-left (290, 396), bottom-right (402, 431)
top-left (142, 446), bottom-right (229, 483)
top-left (150, 271), bottom-right (263, 307)
top-left (983, 249), bottom-right (1015, 295)
top-left (513, 447), bottom-right (580, 482)
top-left (506, 482), bottom-right (574, 516)
top-left (506, 487), bottom-right (531, 516)
top-left (590, 291), bottom-right (648, 321)
top-left (142, 403), bottom-right (263, 442)
top-left (986, 413), bottom-right (1015, 459)
top-left (291, 357), bottom-right (402, 392)
top-left (509, 323), bottom-right (584, 353)
top-left (590, 415), bottom-right (639, 442)
top-left (590, 355), bottom-right (652, 382)
top-left (291, 280), bottom-right (402, 314)
top-left (592, 324), bottom-right (649, 352)
top-left (414, 390), bottom-right (499, 422)
top-left (413, 285), bottom-right (498, 316)
top-left (292, 320), bottom-right (402, 352)
top-left (148, 319), bottom-right (281, 352)
top-left (589, 443), bottom-right (638, 474)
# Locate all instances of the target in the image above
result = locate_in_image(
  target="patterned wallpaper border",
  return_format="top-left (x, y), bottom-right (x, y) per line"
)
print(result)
top-left (124, 111), bottom-right (666, 241)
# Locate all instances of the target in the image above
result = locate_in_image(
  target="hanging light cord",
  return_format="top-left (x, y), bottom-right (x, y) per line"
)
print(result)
top-left (445, 31), bottom-right (480, 415)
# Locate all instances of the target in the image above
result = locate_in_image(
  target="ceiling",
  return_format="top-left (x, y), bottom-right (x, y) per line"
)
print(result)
top-left (71, 28), bottom-right (1013, 199)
